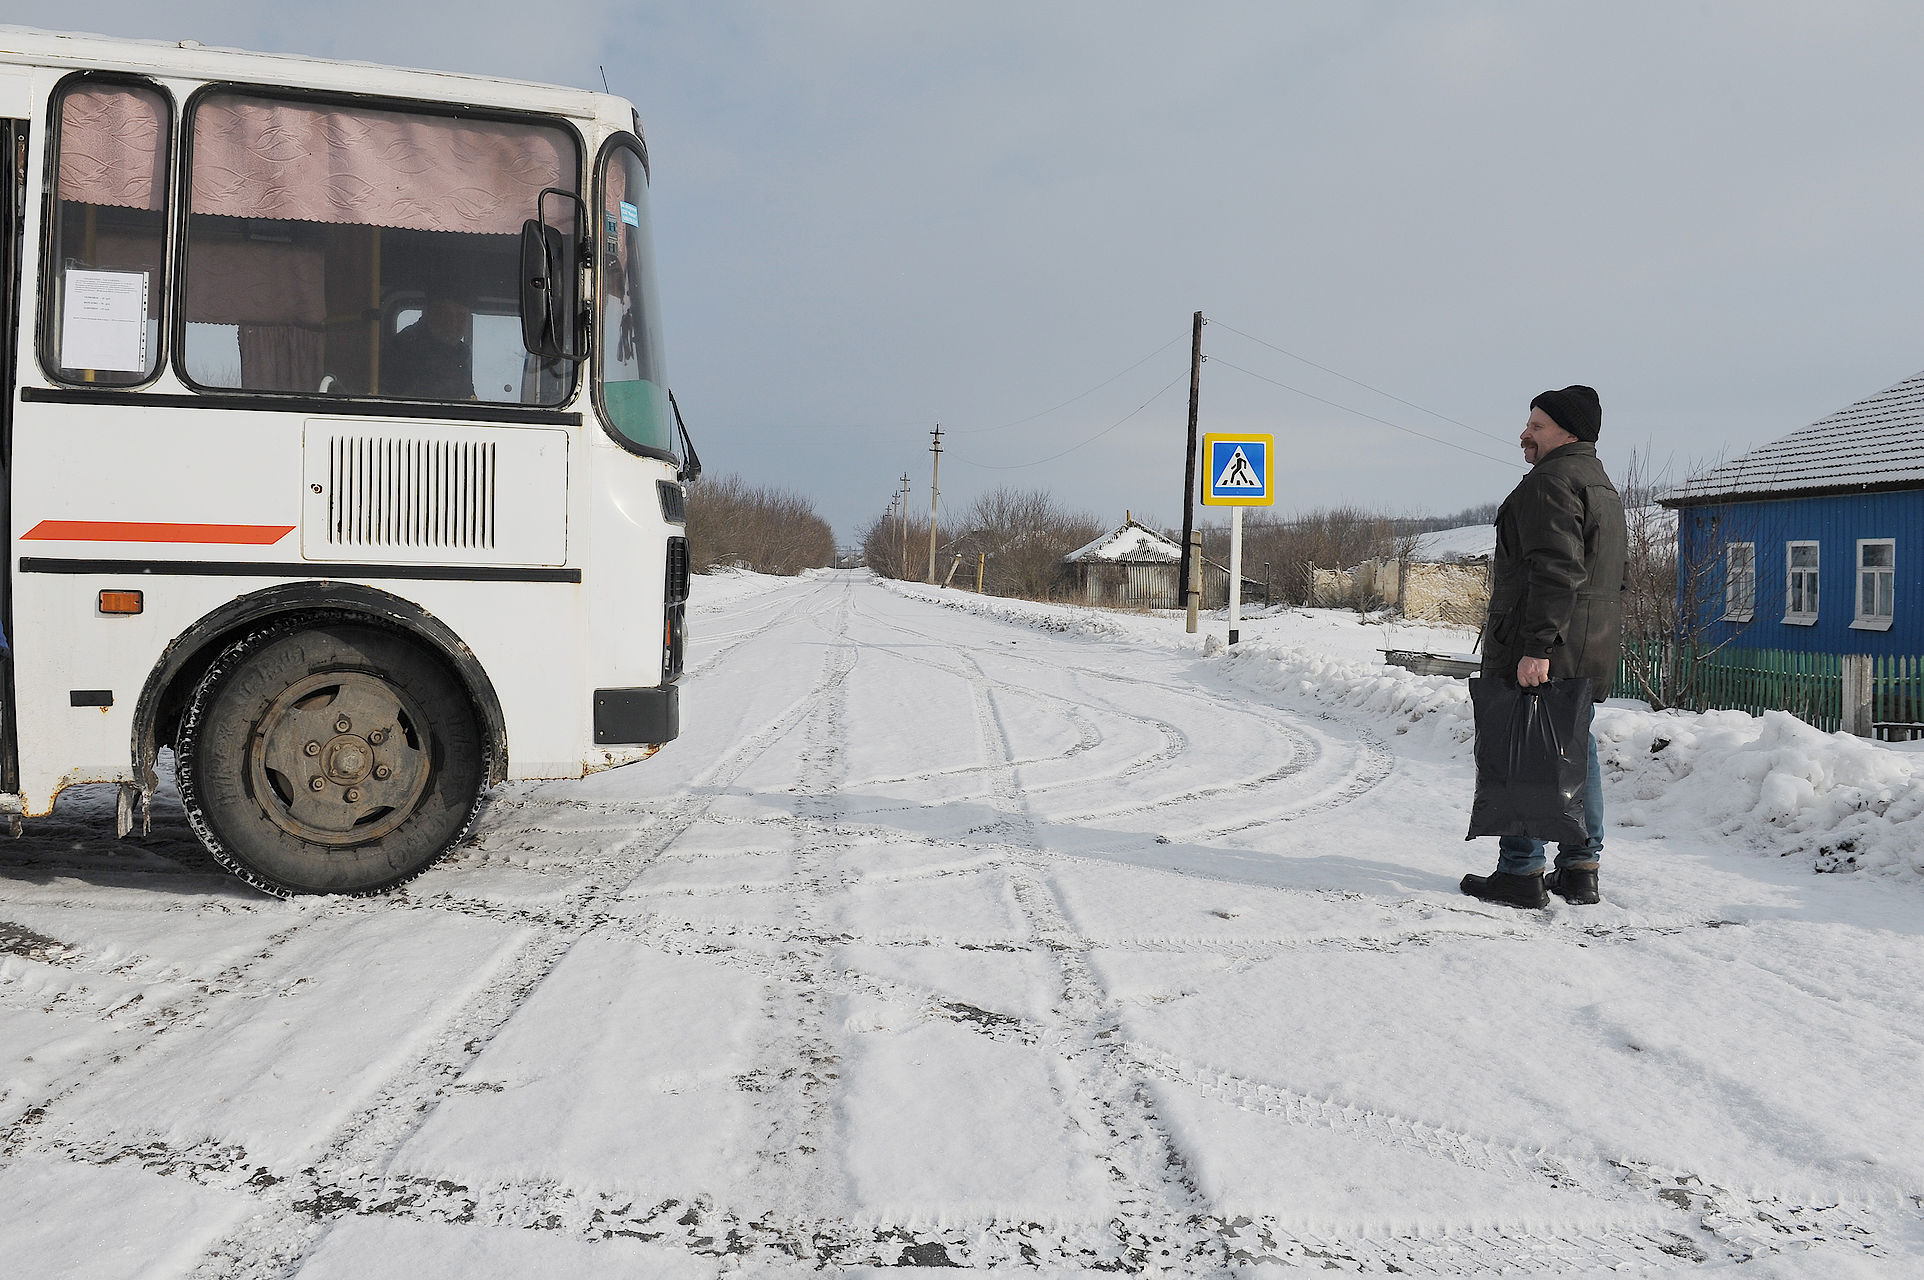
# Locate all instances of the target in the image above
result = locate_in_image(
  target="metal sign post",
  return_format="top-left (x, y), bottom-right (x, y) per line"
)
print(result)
top-left (1200, 432), bottom-right (1274, 645)
top-left (1228, 507), bottom-right (1245, 643)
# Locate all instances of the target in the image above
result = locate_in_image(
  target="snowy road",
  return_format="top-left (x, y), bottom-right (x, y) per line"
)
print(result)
top-left (2, 570), bottom-right (1922, 1276)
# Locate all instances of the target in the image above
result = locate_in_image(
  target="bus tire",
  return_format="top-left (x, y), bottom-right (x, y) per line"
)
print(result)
top-left (175, 618), bottom-right (490, 897)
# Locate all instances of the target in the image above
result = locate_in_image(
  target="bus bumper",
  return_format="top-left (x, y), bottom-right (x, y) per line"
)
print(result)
top-left (592, 685), bottom-right (680, 745)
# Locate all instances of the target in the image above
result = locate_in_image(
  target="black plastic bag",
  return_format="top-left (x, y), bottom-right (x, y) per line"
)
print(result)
top-left (1466, 676), bottom-right (1593, 846)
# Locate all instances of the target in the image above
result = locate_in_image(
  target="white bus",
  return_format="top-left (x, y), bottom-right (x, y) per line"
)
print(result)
top-left (0, 28), bottom-right (695, 895)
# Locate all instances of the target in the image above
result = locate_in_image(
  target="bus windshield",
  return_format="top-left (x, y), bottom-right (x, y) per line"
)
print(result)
top-left (595, 140), bottom-right (671, 454)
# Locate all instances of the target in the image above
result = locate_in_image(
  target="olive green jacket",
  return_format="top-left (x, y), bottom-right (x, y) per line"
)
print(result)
top-left (1479, 442), bottom-right (1628, 701)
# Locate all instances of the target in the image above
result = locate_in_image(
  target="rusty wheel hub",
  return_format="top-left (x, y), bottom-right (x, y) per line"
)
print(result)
top-left (249, 672), bottom-right (432, 845)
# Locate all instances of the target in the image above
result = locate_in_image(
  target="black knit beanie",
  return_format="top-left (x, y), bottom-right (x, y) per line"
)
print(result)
top-left (1530, 385), bottom-right (1601, 443)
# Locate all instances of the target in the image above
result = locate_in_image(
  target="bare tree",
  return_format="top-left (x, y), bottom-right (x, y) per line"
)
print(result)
top-left (1617, 448), bottom-right (1754, 709)
top-left (1235, 506), bottom-right (1409, 607)
top-left (942, 488), bottom-right (1102, 600)
top-left (685, 473), bottom-right (836, 576)
top-left (858, 506), bottom-right (919, 581)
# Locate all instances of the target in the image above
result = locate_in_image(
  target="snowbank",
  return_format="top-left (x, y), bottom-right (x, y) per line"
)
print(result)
top-left (690, 566), bottom-right (801, 609)
top-left (892, 582), bottom-right (1137, 642)
top-left (1218, 640), bottom-right (1924, 880)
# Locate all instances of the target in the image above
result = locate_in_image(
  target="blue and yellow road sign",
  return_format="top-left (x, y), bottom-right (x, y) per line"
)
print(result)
top-left (1201, 433), bottom-right (1273, 506)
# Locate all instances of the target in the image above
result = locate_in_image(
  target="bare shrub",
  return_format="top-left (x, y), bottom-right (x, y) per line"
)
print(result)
top-left (685, 473), bottom-right (835, 576)
top-left (1428, 500), bottom-right (1500, 528)
top-left (858, 504), bottom-right (923, 581)
top-left (938, 488), bottom-right (1102, 599)
top-left (1617, 448), bottom-right (1756, 709)
top-left (1234, 506), bottom-right (1410, 607)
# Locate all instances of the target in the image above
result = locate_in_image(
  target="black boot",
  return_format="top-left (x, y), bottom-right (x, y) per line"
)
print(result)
top-left (1460, 869), bottom-right (1548, 909)
top-left (1545, 866), bottom-right (1600, 905)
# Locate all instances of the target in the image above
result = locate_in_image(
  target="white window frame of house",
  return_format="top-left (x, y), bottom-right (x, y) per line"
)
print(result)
top-left (1784, 541), bottom-right (1819, 625)
top-left (1852, 538), bottom-right (1895, 631)
top-left (1724, 541), bottom-right (1756, 622)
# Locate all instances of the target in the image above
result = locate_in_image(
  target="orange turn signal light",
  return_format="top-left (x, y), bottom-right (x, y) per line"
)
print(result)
top-left (99, 590), bottom-right (144, 615)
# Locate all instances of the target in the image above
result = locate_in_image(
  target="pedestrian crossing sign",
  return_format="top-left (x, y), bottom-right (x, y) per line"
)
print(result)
top-left (1201, 433), bottom-right (1273, 506)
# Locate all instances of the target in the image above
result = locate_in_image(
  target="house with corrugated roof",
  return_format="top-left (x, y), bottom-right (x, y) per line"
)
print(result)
top-left (1062, 515), bottom-right (1184, 608)
top-left (1661, 371), bottom-right (1924, 658)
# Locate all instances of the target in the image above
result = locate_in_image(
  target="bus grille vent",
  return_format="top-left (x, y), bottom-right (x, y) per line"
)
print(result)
top-left (326, 436), bottom-right (498, 549)
top-left (666, 536), bottom-right (690, 604)
top-left (657, 479), bottom-right (687, 524)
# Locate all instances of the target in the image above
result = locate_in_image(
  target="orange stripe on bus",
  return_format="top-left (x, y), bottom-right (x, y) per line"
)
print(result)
top-left (21, 520), bottom-right (296, 545)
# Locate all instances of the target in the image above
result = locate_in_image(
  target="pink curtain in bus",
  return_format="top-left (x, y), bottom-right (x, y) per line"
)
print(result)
top-left (182, 239), bottom-right (326, 326)
top-left (238, 324), bottom-right (325, 393)
top-left (189, 96), bottom-right (574, 234)
top-left (58, 86), bottom-right (167, 211)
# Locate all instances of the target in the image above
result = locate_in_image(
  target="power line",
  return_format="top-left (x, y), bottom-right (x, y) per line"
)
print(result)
top-left (1208, 357), bottom-right (1524, 469)
top-left (1210, 319), bottom-right (1510, 444)
top-left (698, 331), bottom-right (1183, 441)
top-left (948, 330), bottom-right (1189, 435)
top-left (720, 420), bottom-right (927, 435)
top-left (948, 371), bottom-right (1188, 470)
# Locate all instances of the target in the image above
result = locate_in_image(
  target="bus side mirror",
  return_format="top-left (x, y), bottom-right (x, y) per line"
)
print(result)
top-left (520, 218), bottom-right (580, 361)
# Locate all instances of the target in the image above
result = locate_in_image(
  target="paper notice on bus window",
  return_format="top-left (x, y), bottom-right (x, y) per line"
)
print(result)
top-left (61, 269), bottom-right (149, 373)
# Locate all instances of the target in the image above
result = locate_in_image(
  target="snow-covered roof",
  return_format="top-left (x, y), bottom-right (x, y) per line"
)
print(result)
top-left (1065, 520), bottom-right (1181, 564)
top-left (1662, 369), bottom-right (1924, 505)
top-left (1411, 524), bottom-right (1494, 563)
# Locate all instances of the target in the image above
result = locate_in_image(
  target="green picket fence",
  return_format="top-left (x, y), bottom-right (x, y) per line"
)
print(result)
top-left (1875, 654), bottom-right (1924, 732)
top-left (1613, 643), bottom-right (1846, 731)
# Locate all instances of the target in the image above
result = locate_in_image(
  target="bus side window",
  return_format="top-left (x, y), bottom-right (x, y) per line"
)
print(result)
top-left (41, 78), bottom-right (171, 386)
top-left (179, 93), bottom-right (579, 406)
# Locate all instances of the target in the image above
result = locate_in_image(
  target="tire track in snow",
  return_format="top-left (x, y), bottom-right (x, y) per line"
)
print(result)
top-left (841, 594), bottom-right (1203, 798)
top-left (9, 575), bottom-right (1909, 1273)
top-left (851, 597), bottom-right (1396, 834)
top-left (863, 587), bottom-right (1738, 1269)
top-left (736, 575), bottom-right (859, 1227)
top-left (438, 577), bottom-right (850, 879)
top-left (681, 574), bottom-right (846, 680)
top-left (0, 913), bottom-right (328, 1171)
top-left (148, 580), bottom-right (871, 1279)
top-left (937, 648), bottom-right (1733, 1273)
top-left (1136, 1046), bottom-right (1907, 1268)
top-left (870, 614), bottom-right (1203, 788)
top-left (958, 647), bottom-right (1229, 1273)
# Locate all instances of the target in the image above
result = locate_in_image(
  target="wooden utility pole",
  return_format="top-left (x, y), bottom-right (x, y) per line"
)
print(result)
top-left (1185, 530), bottom-right (1203, 632)
top-left (1179, 311), bottom-right (1204, 633)
top-left (898, 474), bottom-right (911, 577)
top-left (925, 424), bottom-right (943, 583)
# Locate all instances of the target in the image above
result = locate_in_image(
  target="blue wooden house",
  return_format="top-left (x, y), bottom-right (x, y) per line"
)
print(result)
top-left (1662, 370), bottom-right (1924, 658)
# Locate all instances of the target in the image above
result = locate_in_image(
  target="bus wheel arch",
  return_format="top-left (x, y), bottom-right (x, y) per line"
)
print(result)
top-left (132, 583), bottom-right (509, 799)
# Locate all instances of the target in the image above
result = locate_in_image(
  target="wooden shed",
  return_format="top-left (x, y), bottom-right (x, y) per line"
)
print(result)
top-left (1063, 517), bottom-right (1183, 609)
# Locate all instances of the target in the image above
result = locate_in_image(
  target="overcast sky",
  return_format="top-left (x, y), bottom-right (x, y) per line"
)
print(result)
top-left (12, 2), bottom-right (1924, 542)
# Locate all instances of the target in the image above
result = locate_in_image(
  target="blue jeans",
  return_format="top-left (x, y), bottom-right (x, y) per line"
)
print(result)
top-left (1496, 733), bottom-right (1603, 875)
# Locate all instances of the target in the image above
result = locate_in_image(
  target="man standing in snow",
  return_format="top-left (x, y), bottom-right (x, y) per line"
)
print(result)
top-left (1461, 386), bottom-right (1627, 909)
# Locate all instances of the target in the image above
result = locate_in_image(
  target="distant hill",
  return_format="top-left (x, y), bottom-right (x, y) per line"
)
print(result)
top-left (1412, 507), bottom-right (1674, 564)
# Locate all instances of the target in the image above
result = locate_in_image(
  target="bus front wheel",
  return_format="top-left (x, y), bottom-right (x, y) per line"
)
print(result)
top-left (175, 620), bottom-right (490, 896)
